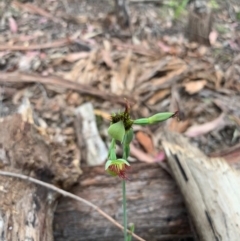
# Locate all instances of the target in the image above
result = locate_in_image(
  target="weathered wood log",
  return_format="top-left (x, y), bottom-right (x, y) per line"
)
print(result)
top-left (53, 163), bottom-right (193, 241)
top-left (162, 131), bottom-right (240, 241)
top-left (187, 0), bottom-right (212, 46)
top-left (0, 102), bottom-right (81, 241)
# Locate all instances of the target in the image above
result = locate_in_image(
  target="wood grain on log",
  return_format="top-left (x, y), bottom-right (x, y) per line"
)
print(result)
top-left (187, 1), bottom-right (212, 46)
top-left (54, 163), bottom-right (193, 241)
top-left (162, 131), bottom-right (240, 241)
top-left (0, 102), bottom-right (81, 241)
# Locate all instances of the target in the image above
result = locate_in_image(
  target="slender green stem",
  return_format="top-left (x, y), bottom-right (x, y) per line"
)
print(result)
top-left (122, 137), bottom-right (129, 241)
top-left (122, 180), bottom-right (127, 241)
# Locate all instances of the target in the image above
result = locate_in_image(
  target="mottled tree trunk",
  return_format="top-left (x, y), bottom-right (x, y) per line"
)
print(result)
top-left (187, 0), bottom-right (212, 46)
top-left (0, 103), bottom-right (81, 241)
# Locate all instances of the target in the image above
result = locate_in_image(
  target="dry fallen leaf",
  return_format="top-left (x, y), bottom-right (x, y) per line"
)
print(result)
top-left (94, 109), bottom-right (111, 120)
top-left (136, 131), bottom-right (155, 155)
top-left (63, 52), bottom-right (90, 62)
top-left (147, 89), bottom-right (170, 105)
top-left (185, 114), bottom-right (225, 137)
top-left (130, 143), bottom-right (155, 163)
top-left (151, 64), bottom-right (188, 87)
top-left (126, 66), bottom-right (138, 92)
top-left (101, 50), bottom-right (116, 69)
top-left (184, 80), bottom-right (207, 94)
top-left (111, 51), bottom-right (131, 94)
top-left (154, 151), bottom-right (166, 162)
top-left (8, 17), bottom-right (18, 33)
top-left (209, 30), bottom-right (218, 46)
top-left (168, 119), bottom-right (190, 133)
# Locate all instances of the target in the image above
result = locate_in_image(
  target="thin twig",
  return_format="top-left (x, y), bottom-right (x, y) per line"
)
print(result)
top-left (0, 170), bottom-right (146, 241)
top-left (12, 1), bottom-right (64, 25)
top-left (0, 72), bottom-right (132, 105)
top-left (0, 37), bottom-right (76, 51)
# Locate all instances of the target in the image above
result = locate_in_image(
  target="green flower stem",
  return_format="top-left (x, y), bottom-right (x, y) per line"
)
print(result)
top-left (122, 179), bottom-right (127, 241)
top-left (122, 137), bottom-right (129, 241)
top-left (108, 139), bottom-right (117, 160)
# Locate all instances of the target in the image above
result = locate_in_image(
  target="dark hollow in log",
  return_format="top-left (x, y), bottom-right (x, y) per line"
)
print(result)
top-left (53, 163), bottom-right (193, 241)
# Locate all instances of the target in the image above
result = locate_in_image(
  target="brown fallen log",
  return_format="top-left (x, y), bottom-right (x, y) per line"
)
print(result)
top-left (53, 163), bottom-right (193, 241)
top-left (0, 101), bottom-right (81, 241)
top-left (162, 130), bottom-right (240, 241)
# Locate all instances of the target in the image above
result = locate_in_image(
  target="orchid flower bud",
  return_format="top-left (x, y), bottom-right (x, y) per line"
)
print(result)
top-left (133, 112), bottom-right (175, 125)
top-left (108, 120), bottom-right (125, 142)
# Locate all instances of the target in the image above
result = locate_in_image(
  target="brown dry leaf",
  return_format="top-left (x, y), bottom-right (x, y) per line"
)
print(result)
top-left (198, 46), bottom-right (207, 56)
top-left (147, 89), bottom-right (170, 105)
top-left (185, 114), bottom-right (225, 137)
top-left (94, 109), bottom-right (111, 120)
top-left (214, 69), bottom-right (223, 89)
top-left (63, 52), bottom-right (90, 62)
top-left (158, 41), bottom-right (171, 53)
top-left (125, 65), bottom-right (138, 91)
top-left (13, 1), bottom-right (63, 24)
top-left (151, 64), bottom-right (188, 87)
top-left (165, 57), bottom-right (186, 71)
top-left (121, 51), bottom-right (132, 85)
top-left (101, 50), bottom-right (116, 69)
top-left (168, 119), bottom-right (190, 133)
top-left (130, 143), bottom-right (155, 163)
top-left (79, 51), bottom-right (98, 85)
top-left (136, 131), bottom-right (155, 155)
top-left (194, 72), bottom-right (217, 84)
top-left (137, 57), bottom-right (170, 85)
top-left (111, 51), bottom-right (131, 94)
top-left (103, 39), bottom-right (112, 51)
top-left (61, 59), bottom-right (85, 82)
top-left (8, 17), bottom-right (18, 33)
top-left (184, 80), bottom-right (207, 94)
top-left (209, 30), bottom-right (218, 46)
top-left (62, 51), bottom-right (97, 84)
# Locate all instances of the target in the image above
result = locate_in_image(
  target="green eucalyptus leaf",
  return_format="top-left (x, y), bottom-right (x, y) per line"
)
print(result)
top-left (108, 121), bottom-right (125, 142)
